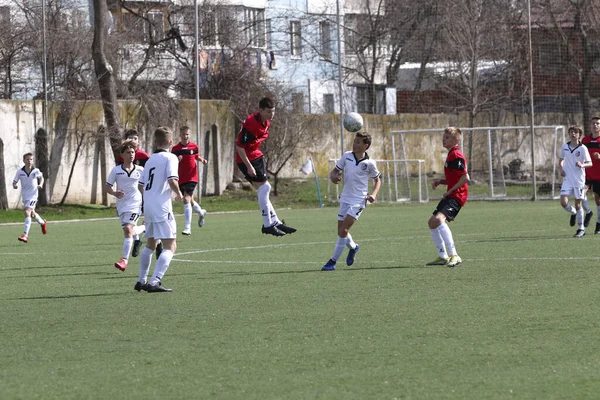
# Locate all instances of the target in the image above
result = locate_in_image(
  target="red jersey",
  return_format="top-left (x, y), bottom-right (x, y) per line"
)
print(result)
top-left (582, 135), bottom-right (600, 180)
top-left (235, 112), bottom-right (270, 163)
top-left (445, 145), bottom-right (469, 206)
top-left (172, 141), bottom-right (200, 183)
top-left (118, 148), bottom-right (150, 166)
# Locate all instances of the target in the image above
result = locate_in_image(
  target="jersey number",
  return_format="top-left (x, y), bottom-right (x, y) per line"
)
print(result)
top-left (145, 167), bottom-right (155, 191)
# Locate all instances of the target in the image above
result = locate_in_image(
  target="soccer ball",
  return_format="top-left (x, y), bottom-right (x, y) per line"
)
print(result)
top-left (343, 112), bottom-right (363, 133)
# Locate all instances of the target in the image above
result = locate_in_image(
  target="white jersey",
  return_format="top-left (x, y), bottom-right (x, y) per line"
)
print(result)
top-left (335, 151), bottom-right (381, 204)
top-left (139, 150), bottom-right (179, 223)
top-left (560, 142), bottom-right (591, 188)
top-left (107, 164), bottom-right (144, 214)
top-left (13, 167), bottom-right (42, 202)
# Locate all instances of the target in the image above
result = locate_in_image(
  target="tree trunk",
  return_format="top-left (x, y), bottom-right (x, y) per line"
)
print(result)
top-left (48, 104), bottom-right (71, 202)
top-left (35, 128), bottom-right (49, 206)
top-left (0, 139), bottom-right (8, 210)
top-left (91, 0), bottom-right (121, 163)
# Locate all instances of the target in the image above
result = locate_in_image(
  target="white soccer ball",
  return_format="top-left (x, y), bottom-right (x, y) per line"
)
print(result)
top-left (343, 112), bottom-right (363, 133)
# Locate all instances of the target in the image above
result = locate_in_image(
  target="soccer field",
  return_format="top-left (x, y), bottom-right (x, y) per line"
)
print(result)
top-left (2, 201), bottom-right (600, 399)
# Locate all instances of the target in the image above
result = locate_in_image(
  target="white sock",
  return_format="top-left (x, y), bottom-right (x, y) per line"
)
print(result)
top-left (123, 237), bottom-right (133, 259)
top-left (346, 233), bottom-right (357, 249)
top-left (35, 214), bottom-right (44, 224)
top-left (257, 183), bottom-right (274, 227)
top-left (430, 227), bottom-right (447, 258)
top-left (331, 236), bottom-right (348, 261)
top-left (192, 201), bottom-right (203, 214)
top-left (438, 223), bottom-right (457, 256)
top-left (183, 203), bottom-right (192, 230)
top-left (596, 205), bottom-right (600, 223)
top-left (138, 247), bottom-right (153, 284)
top-left (134, 225), bottom-right (146, 236)
top-left (582, 198), bottom-right (591, 214)
top-left (24, 217), bottom-right (31, 235)
top-left (563, 204), bottom-right (576, 214)
top-left (577, 208), bottom-right (585, 230)
top-left (150, 250), bottom-right (174, 285)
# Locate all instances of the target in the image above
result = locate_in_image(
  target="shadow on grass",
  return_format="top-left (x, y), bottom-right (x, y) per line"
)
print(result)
top-left (14, 292), bottom-right (127, 300)
top-left (0, 264), bottom-right (113, 272)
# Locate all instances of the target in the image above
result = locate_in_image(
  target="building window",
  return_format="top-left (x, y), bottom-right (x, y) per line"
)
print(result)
top-left (320, 21), bottom-right (332, 60)
top-left (323, 94), bottom-right (335, 113)
top-left (147, 12), bottom-right (165, 42)
top-left (245, 8), bottom-right (265, 48)
top-left (290, 21), bottom-right (302, 57)
top-left (356, 86), bottom-right (386, 114)
top-left (292, 93), bottom-right (304, 113)
top-left (0, 6), bottom-right (10, 28)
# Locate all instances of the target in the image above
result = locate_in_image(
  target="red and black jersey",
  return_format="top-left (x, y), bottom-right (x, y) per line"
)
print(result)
top-left (118, 148), bottom-right (150, 167)
top-left (172, 142), bottom-right (199, 184)
top-left (235, 112), bottom-right (270, 163)
top-left (582, 135), bottom-right (600, 180)
top-left (445, 145), bottom-right (469, 206)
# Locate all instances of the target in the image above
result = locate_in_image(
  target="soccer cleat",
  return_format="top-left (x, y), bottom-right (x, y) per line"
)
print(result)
top-left (276, 221), bottom-right (297, 234)
top-left (147, 282), bottom-right (173, 292)
top-left (41, 219), bottom-right (47, 234)
top-left (574, 229), bottom-right (586, 238)
top-left (182, 229), bottom-right (191, 236)
top-left (261, 224), bottom-right (286, 236)
top-left (114, 258), bottom-right (127, 271)
top-left (155, 241), bottom-right (163, 260)
top-left (595, 223), bottom-right (600, 234)
top-left (426, 256), bottom-right (449, 266)
top-left (134, 281), bottom-right (148, 292)
top-left (321, 259), bottom-right (336, 271)
top-left (446, 255), bottom-right (462, 267)
top-left (584, 211), bottom-right (594, 228)
top-left (132, 240), bottom-right (142, 257)
top-left (18, 234), bottom-right (28, 243)
top-left (346, 244), bottom-right (360, 266)
top-left (198, 209), bottom-right (207, 227)
top-left (570, 214), bottom-right (576, 227)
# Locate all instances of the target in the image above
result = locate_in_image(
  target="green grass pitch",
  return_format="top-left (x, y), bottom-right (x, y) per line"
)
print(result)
top-left (2, 201), bottom-right (600, 399)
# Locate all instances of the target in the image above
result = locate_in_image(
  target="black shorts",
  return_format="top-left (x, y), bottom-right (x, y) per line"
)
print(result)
top-left (433, 197), bottom-right (462, 221)
top-left (237, 156), bottom-right (268, 183)
top-left (179, 182), bottom-right (197, 196)
top-left (586, 180), bottom-right (600, 196)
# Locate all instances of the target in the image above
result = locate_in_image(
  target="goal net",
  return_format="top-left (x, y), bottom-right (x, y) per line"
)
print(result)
top-left (391, 126), bottom-right (566, 201)
top-left (327, 159), bottom-right (429, 203)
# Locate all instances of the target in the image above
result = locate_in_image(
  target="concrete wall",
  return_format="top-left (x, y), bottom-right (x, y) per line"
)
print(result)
top-left (2, 99), bottom-right (236, 207)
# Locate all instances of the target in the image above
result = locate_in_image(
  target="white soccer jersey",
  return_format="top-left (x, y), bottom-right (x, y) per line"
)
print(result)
top-left (13, 167), bottom-right (42, 202)
top-left (560, 142), bottom-right (591, 188)
top-left (107, 164), bottom-right (144, 214)
top-left (335, 151), bottom-right (381, 204)
top-left (139, 150), bottom-right (179, 223)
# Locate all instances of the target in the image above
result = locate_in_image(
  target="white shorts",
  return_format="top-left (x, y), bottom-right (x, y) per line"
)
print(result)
top-left (560, 183), bottom-right (586, 200)
top-left (337, 201), bottom-right (366, 221)
top-left (144, 219), bottom-right (177, 240)
top-left (23, 198), bottom-right (38, 210)
top-left (118, 211), bottom-right (141, 227)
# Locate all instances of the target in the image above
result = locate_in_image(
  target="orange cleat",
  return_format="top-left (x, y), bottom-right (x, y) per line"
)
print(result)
top-left (18, 234), bottom-right (28, 243)
top-left (41, 219), bottom-right (47, 234)
top-left (114, 258), bottom-right (127, 271)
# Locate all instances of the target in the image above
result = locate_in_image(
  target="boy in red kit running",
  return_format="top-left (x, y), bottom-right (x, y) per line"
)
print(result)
top-left (235, 97), bottom-right (296, 236)
top-left (581, 117), bottom-right (600, 233)
top-left (172, 125), bottom-right (208, 235)
top-left (426, 127), bottom-right (470, 267)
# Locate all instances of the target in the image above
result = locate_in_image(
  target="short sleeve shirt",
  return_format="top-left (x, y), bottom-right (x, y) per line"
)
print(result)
top-left (335, 151), bottom-right (381, 204)
top-left (172, 142), bottom-right (199, 184)
top-left (139, 150), bottom-right (179, 222)
top-left (107, 164), bottom-right (144, 214)
top-left (582, 135), bottom-right (600, 180)
top-left (235, 112), bottom-right (270, 163)
top-left (445, 146), bottom-right (469, 206)
top-left (560, 142), bottom-right (591, 188)
top-left (13, 167), bottom-right (42, 201)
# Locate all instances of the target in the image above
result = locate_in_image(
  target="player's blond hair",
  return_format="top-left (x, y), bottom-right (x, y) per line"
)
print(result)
top-left (568, 125), bottom-right (583, 138)
top-left (180, 125), bottom-right (190, 134)
top-left (445, 126), bottom-right (462, 139)
top-left (154, 127), bottom-right (172, 148)
top-left (120, 140), bottom-right (137, 154)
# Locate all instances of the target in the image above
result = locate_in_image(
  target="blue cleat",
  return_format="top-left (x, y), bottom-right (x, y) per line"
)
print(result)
top-left (346, 244), bottom-right (360, 266)
top-left (321, 259), bottom-right (336, 271)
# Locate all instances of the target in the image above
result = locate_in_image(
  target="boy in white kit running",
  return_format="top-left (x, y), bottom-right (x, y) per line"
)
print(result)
top-left (322, 132), bottom-right (381, 271)
top-left (560, 125), bottom-right (592, 238)
top-left (135, 127), bottom-right (183, 293)
top-left (106, 140), bottom-right (147, 271)
top-left (13, 153), bottom-right (47, 243)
